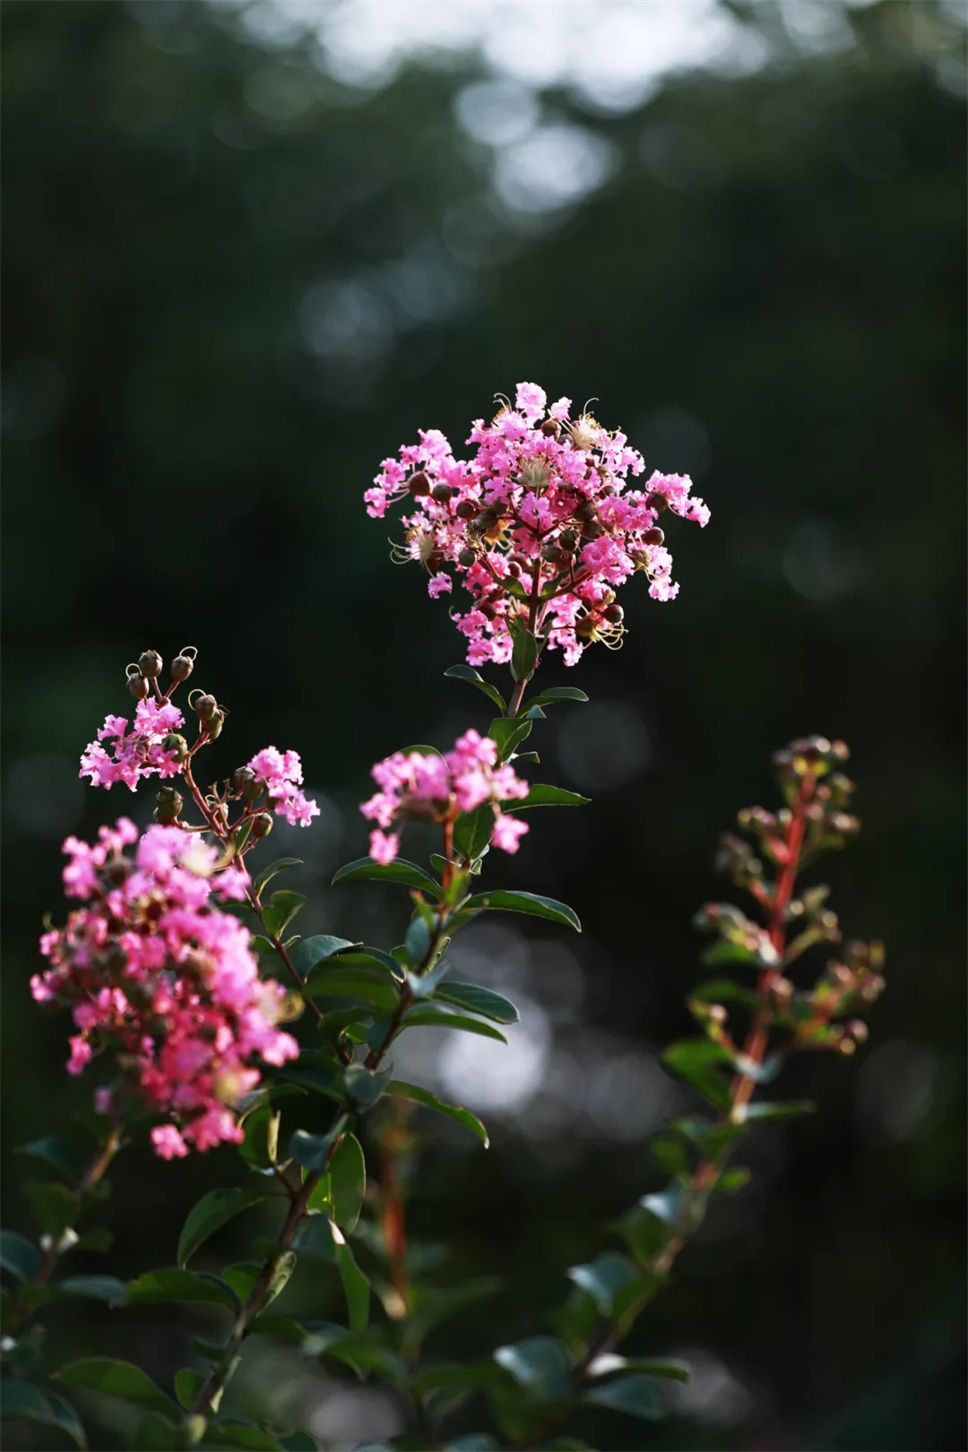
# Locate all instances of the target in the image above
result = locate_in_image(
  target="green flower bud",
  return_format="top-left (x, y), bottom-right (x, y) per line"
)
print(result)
top-left (206, 709), bottom-right (225, 740)
top-left (153, 786), bottom-right (184, 824)
top-left (251, 811), bottom-right (273, 839)
top-left (457, 547), bottom-right (477, 568)
top-left (161, 732), bottom-right (189, 762)
top-left (194, 694), bottom-right (218, 723)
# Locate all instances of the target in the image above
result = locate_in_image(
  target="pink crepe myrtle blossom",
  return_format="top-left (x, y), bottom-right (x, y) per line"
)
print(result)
top-left (366, 383), bottom-right (710, 666)
top-left (34, 822), bottom-right (298, 1157)
top-left (246, 747), bottom-right (320, 828)
top-left (360, 729), bottom-right (530, 864)
top-left (80, 698), bottom-right (188, 791)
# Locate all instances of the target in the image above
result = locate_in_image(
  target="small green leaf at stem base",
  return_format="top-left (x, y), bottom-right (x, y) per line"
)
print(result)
top-left (511, 630), bottom-right (538, 685)
top-left (444, 665), bottom-right (506, 713)
top-left (262, 890), bottom-right (306, 939)
top-left (252, 857), bottom-right (303, 897)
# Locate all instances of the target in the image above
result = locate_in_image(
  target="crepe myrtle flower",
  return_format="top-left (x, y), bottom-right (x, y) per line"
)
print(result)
top-left (361, 729), bottom-right (529, 865)
top-left (34, 821), bottom-right (298, 1159)
top-left (366, 382), bottom-right (709, 667)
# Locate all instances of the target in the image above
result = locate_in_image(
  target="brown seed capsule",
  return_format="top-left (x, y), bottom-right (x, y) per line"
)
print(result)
top-left (194, 694), bottom-right (218, 723)
top-left (431, 483), bottom-right (454, 504)
top-left (581, 519), bottom-right (605, 540)
top-left (573, 500), bottom-right (597, 522)
top-left (127, 672), bottom-right (150, 700)
top-left (455, 500), bottom-right (476, 520)
top-left (643, 527), bottom-right (665, 547)
top-left (171, 653), bottom-right (195, 682)
top-left (646, 492), bottom-right (668, 513)
top-left (541, 542), bottom-right (566, 566)
top-left (473, 510), bottom-right (499, 533)
top-left (603, 603), bottom-right (624, 624)
top-left (251, 812), bottom-right (274, 839)
top-left (457, 547), bottom-right (477, 568)
top-left (558, 529), bottom-right (578, 552)
top-left (408, 471), bottom-right (431, 496)
top-left (540, 418), bottom-right (559, 437)
top-left (138, 649), bottom-right (163, 678)
top-left (233, 766), bottom-right (257, 795)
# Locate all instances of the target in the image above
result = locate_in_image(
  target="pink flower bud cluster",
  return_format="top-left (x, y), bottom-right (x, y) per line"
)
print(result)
top-left (33, 820), bottom-right (299, 1160)
top-left (366, 382), bottom-right (710, 667)
top-left (80, 698), bottom-right (186, 791)
top-left (246, 747), bottom-right (320, 828)
top-left (360, 729), bottom-right (530, 864)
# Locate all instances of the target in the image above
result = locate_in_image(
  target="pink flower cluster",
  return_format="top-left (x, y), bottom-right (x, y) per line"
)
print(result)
top-left (80, 698), bottom-right (186, 791)
top-left (366, 383), bottom-right (710, 667)
top-left (246, 747), bottom-right (319, 828)
top-left (33, 820), bottom-right (299, 1159)
top-left (361, 729), bottom-right (530, 864)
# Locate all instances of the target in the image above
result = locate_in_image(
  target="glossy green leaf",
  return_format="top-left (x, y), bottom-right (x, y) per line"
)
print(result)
top-left (409, 1279), bottom-right (502, 1342)
top-left (175, 1368), bottom-right (206, 1411)
top-left (55, 1358), bottom-right (176, 1417)
top-left (588, 1354), bottom-right (690, 1383)
top-left (401, 1006), bottom-right (507, 1042)
top-left (76, 1227), bottom-right (113, 1254)
top-left (16, 1137), bottom-right (83, 1182)
top-left (24, 1181), bottom-right (79, 1238)
top-left (650, 1135), bottom-right (690, 1180)
top-left (295, 1219), bottom-right (369, 1332)
top-left (262, 890), bottom-right (306, 939)
top-left (0, 1230), bottom-right (40, 1281)
top-left (463, 889), bottom-right (581, 932)
top-left (58, 1274), bottom-right (126, 1305)
top-left (289, 1127), bottom-right (341, 1174)
top-left (454, 804), bottom-right (494, 862)
top-left (511, 630), bottom-right (538, 684)
top-left (386, 1081), bottom-right (489, 1147)
top-left (487, 717), bottom-right (533, 761)
top-left (239, 1104), bottom-right (280, 1171)
top-left (432, 982), bottom-right (519, 1024)
top-left (344, 1063), bottom-right (392, 1105)
top-left (701, 939), bottom-right (761, 968)
top-left (0, 1383), bottom-right (87, 1449)
top-left (584, 1375), bottom-right (665, 1421)
top-left (331, 857), bottom-right (441, 896)
top-left (125, 1268), bottom-right (238, 1310)
top-left (505, 783), bottom-right (589, 811)
top-left (301, 967), bottom-right (399, 1016)
top-left (525, 687), bottom-right (588, 709)
top-left (566, 1253), bottom-right (636, 1315)
top-left (738, 1099), bottom-right (816, 1122)
top-left (177, 1187), bottom-right (271, 1268)
top-left (493, 1336), bottom-right (571, 1396)
top-left (619, 1202), bottom-right (672, 1265)
top-left (289, 935), bottom-right (360, 979)
top-left (405, 914), bottom-right (432, 964)
top-left (690, 978), bottom-right (759, 1009)
top-left (252, 857), bottom-right (303, 897)
top-left (329, 1134), bottom-right (366, 1233)
top-left (714, 1167), bottom-right (752, 1195)
top-left (279, 1434), bottom-right (318, 1451)
top-left (444, 665), bottom-right (506, 713)
top-left (662, 1039), bottom-right (733, 1111)
top-left (201, 1425), bottom-right (284, 1450)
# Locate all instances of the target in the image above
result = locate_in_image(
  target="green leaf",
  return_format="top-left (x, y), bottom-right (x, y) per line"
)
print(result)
top-left (177, 1187), bottom-right (271, 1268)
top-left (0, 1230), bottom-right (40, 1281)
top-left (487, 717), bottom-right (533, 761)
top-left (252, 857), bottom-right (303, 897)
top-left (289, 935), bottom-right (360, 978)
top-left (454, 804), bottom-right (494, 862)
top-left (125, 1268), bottom-right (238, 1310)
top-left (493, 1337), bottom-right (571, 1396)
top-left (0, 1383), bottom-right (88, 1449)
top-left (55, 1358), bottom-right (176, 1418)
top-left (132, 1411), bottom-right (181, 1451)
top-left (58, 1274), bottom-right (126, 1305)
top-left (75, 1227), bottom-right (113, 1254)
top-left (331, 857), bottom-right (441, 896)
top-left (714, 1167), bottom-right (752, 1195)
top-left (201, 1425), bottom-right (284, 1450)
top-left (445, 1438), bottom-right (499, 1451)
top-left (294, 1220), bottom-right (369, 1332)
top-left (279, 1435), bottom-right (318, 1452)
top-left (667, 1114), bottom-right (743, 1158)
top-left (175, 1368), bottom-right (206, 1411)
top-left (401, 1006), bottom-right (507, 1042)
top-left (239, 1104), bottom-right (280, 1172)
top-left (289, 1127), bottom-right (341, 1174)
top-left (301, 967), bottom-right (399, 1016)
top-left (405, 914), bottom-right (432, 964)
top-left (511, 630), bottom-right (538, 684)
top-left (701, 940), bottom-right (760, 968)
top-left (16, 1137), bottom-right (83, 1182)
top-left (525, 687), bottom-right (588, 709)
top-left (386, 1081), bottom-right (489, 1147)
top-left (329, 1134), bottom-right (366, 1233)
top-left (584, 1375), bottom-right (665, 1421)
top-left (432, 982), bottom-right (519, 1024)
top-left (566, 1253), bottom-right (636, 1316)
top-left (588, 1355), bottom-right (690, 1383)
top-left (463, 889), bottom-right (581, 932)
top-left (662, 1039), bottom-right (733, 1111)
top-left (650, 1135), bottom-right (690, 1180)
top-left (619, 1202), bottom-right (672, 1265)
top-left (25, 1181), bottom-right (79, 1238)
top-left (505, 784), bottom-right (589, 811)
top-left (409, 1280), bottom-right (502, 1342)
top-left (690, 978), bottom-right (759, 1009)
top-left (444, 665), bottom-right (506, 713)
top-left (738, 1099), bottom-right (816, 1122)
top-left (263, 890), bottom-right (306, 939)
top-left (343, 1063), bottom-right (392, 1105)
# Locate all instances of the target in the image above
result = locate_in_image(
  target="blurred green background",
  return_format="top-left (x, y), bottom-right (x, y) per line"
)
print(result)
top-left (2, 1), bottom-right (965, 1447)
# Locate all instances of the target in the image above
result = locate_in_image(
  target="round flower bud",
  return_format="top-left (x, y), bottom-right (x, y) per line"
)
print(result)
top-left (604, 603), bottom-right (624, 623)
top-left (161, 732), bottom-right (189, 762)
top-left (153, 786), bottom-right (184, 824)
top-left (473, 510), bottom-right (499, 533)
top-left (206, 709), bottom-right (225, 740)
top-left (573, 500), bottom-right (597, 522)
top-left (558, 529), bottom-right (578, 552)
top-left (576, 614), bottom-right (600, 639)
top-left (541, 542), bottom-right (566, 566)
top-left (194, 694), bottom-right (218, 722)
top-left (457, 547), bottom-right (477, 568)
top-left (127, 672), bottom-right (150, 700)
top-left (540, 418), bottom-right (559, 437)
top-left (138, 649), bottom-right (163, 678)
top-left (171, 653), bottom-right (194, 682)
top-left (233, 766), bottom-right (257, 796)
top-left (408, 471), bottom-right (431, 496)
top-left (643, 527), bottom-right (665, 547)
top-left (455, 500), bottom-right (476, 520)
top-left (251, 811), bottom-right (274, 839)
top-left (431, 483), bottom-right (454, 504)
top-left (645, 491), bottom-right (668, 513)
top-left (581, 519), bottom-right (605, 540)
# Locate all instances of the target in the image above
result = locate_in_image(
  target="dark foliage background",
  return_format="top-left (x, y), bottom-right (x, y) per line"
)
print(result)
top-left (2, 2), bottom-right (965, 1448)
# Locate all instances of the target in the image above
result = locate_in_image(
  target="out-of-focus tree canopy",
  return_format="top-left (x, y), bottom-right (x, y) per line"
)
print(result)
top-left (2, 1), bottom-right (964, 1447)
